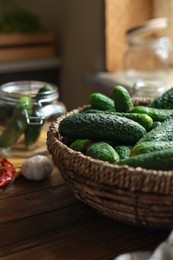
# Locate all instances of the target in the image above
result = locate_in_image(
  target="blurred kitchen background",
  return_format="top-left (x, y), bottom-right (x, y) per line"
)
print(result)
top-left (0, 0), bottom-right (173, 110)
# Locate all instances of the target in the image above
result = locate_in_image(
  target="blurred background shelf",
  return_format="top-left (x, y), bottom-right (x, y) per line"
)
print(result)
top-left (0, 57), bottom-right (62, 91)
top-left (0, 57), bottom-right (61, 73)
top-left (0, 32), bottom-right (58, 62)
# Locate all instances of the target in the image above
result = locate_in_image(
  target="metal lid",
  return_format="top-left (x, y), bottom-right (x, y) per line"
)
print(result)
top-left (127, 17), bottom-right (168, 45)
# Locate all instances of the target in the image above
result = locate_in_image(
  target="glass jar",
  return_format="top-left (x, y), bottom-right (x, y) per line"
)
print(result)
top-left (124, 36), bottom-right (171, 80)
top-left (123, 17), bottom-right (172, 96)
top-left (153, 0), bottom-right (173, 49)
top-left (131, 79), bottom-right (167, 98)
top-left (0, 81), bottom-right (66, 157)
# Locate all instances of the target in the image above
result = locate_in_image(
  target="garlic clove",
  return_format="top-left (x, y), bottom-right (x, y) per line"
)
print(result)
top-left (21, 155), bottom-right (54, 181)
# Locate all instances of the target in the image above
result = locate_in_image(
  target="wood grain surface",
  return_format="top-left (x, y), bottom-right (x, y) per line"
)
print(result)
top-left (0, 129), bottom-right (170, 260)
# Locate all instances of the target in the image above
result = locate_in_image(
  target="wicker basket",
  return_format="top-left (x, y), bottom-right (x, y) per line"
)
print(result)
top-left (47, 99), bottom-right (173, 230)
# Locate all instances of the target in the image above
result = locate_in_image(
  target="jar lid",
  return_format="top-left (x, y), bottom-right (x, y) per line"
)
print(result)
top-left (127, 17), bottom-right (168, 45)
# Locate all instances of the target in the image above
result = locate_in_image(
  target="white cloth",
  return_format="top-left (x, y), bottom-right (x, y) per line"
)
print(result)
top-left (114, 230), bottom-right (173, 260)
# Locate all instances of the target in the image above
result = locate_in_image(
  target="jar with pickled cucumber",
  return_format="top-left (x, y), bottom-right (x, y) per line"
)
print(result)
top-left (0, 81), bottom-right (66, 157)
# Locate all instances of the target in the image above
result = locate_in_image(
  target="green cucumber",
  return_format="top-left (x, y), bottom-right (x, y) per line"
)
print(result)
top-left (69, 139), bottom-right (92, 153)
top-left (84, 109), bottom-right (103, 113)
top-left (150, 121), bottom-right (161, 130)
top-left (130, 106), bottom-right (173, 122)
top-left (36, 84), bottom-right (54, 106)
top-left (24, 104), bottom-right (45, 147)
top-left (37, 84), bottom-right (54, 94)
top-left (84, 109), bottom-right (153, 130)
top-left (89, 92), bottom-right (115, 111)
top-left (131, 141), bottom-right (173, 156)
top-left (137, 116), bottom-right (173, 144)
top-left (86, 141), bottom-right (119, 164)
top-left (113, 85), bottom-right (133, 112)
top-left (0, 96), bottom-right (32, 148)
top-left (115, 113), bottom-right (153, 131)
top-left (149, 87), bottom-right (173, 109)
top-left (114, 145), bottom-right (131, 160)
top-left (59, 113), bottom-right (147, 145)
top-left (118, 147), bottom-right (173, 170)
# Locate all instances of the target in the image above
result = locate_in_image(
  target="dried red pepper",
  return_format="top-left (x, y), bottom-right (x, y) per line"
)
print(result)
top-left (0, 158), bottom-right (16, 189)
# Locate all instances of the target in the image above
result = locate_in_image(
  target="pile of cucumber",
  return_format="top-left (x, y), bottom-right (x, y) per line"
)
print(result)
top-left (59, 86), bottom-right (173, 171)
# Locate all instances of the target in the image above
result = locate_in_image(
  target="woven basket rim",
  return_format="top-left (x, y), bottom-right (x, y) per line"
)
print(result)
top-left (47, 101), bottom-right (173, 195)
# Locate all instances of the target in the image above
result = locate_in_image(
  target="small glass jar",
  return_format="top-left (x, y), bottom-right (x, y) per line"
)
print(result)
top-left (0, 81), bottom-right (66, 157)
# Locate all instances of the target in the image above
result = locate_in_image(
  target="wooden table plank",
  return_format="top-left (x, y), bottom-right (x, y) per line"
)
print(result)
top-left (0, 152), bottom-right (170, 259)
top-left (1, 216), bottom-right (169, 260)
top-left (0, 172), bottom-right (76, 223)
top-left (0, 203), bottom-right (100, 256)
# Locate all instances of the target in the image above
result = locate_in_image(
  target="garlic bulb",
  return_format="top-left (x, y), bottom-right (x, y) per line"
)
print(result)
top-left (21, 155), bottom-right (54, 181)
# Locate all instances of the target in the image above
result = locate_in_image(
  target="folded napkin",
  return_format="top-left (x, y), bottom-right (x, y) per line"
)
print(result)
top-left (114, 230), bottom-right (173, 260)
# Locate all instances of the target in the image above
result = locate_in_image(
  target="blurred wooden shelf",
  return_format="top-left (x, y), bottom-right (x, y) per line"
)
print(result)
top-left (0, 57), bottom-right (61, 73)
top-left (0, 32), bottom-right (57, 46)
top-left (0, 32), bottom-right (58, 63)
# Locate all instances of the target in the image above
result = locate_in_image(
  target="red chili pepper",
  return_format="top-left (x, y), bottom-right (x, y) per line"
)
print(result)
top-left (0, 158), bottom-right (16, 189)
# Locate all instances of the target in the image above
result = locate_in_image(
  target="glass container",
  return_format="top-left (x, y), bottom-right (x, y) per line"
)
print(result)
top-left (123, 17), bottom-right (172, 96)
top-left (124, 36), bottom-right (171, 80)
top-left (132, 79), bottom-right (167, 98)
top-left (0, 81), bottom-right (66, 157)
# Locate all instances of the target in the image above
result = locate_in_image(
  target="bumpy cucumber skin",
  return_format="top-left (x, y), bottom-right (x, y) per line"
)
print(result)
top-left (131, 141), bottom-right (173, 156)
top-left (114, 145), bottom-right (131, 160)
top-left (119, 147), bottom-right (173, 170)
top-left (113, 85), bottom-right (133, 112)
top-left (86, 141), bottom-right (119, 164)
top-left (116, 113), bottom-right (153, 131)
top-left (137, 117), bottom-right (173, 144)
top-left (84, 109), bottom-right (153, 131)
top-left (59, 113), bottom-right (147, 145)
top-left (150, 121), bottom-right (161, 130)
top-left (149, 87), bottom-right (173, 109)
top-left (89, 92), bottom-right (115, 111)
top-left (130, 106), bottom-right (173, 122)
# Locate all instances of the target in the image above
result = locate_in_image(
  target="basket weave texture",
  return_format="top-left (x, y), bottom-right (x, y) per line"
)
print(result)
top-left (47, 99), bottom-right (173, 230)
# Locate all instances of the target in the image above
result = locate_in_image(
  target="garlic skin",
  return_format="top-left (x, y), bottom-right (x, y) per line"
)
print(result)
top-left (21, 155), bottom-right (54, 181)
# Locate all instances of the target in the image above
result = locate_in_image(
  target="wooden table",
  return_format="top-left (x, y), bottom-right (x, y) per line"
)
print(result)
top-left (0, 154), bottom-right (171, 260)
